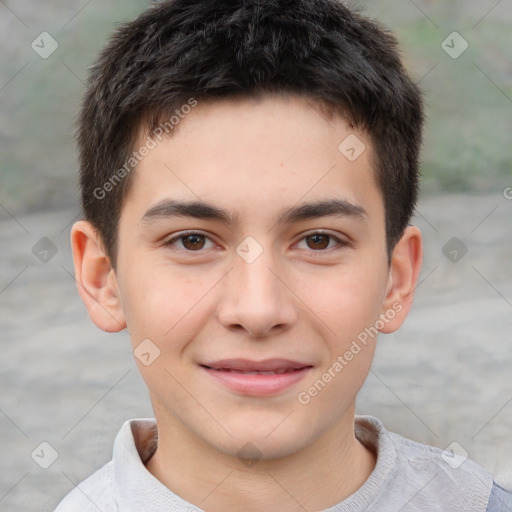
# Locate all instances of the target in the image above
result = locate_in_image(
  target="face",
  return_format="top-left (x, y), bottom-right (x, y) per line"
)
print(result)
top-left (78, 93), bottom-right (418, 460)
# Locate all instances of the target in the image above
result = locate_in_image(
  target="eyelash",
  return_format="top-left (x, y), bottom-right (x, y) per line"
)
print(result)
top-left (164, 230), bottom-right (348, 254)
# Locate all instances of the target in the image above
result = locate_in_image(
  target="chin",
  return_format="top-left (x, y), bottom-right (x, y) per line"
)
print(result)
top-left (212, 415), bottom-right (315, 460)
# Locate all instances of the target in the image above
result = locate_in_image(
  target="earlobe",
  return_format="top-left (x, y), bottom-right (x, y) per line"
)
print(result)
top-left (70, 220), bottom-right (127, 333)
top-left (379, 226), bottom-right (423, 334)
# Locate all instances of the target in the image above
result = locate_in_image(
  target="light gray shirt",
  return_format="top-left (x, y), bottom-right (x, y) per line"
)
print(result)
top-left (54, 415), bottom-right (509, 511)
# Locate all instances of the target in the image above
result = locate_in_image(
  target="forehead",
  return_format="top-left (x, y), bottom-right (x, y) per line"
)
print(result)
top-left (125, 94), bottom-right (383, 227)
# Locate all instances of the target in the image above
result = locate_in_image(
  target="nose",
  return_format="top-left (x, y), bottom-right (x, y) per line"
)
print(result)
top-left (216, 245), bottom-right (298, 338)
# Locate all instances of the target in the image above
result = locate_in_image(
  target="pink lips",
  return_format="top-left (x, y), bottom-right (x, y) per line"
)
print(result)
top-left (200, 358), bottom-right (313, 396)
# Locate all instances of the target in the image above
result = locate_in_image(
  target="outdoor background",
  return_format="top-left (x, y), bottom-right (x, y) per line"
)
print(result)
top-left (1, 0), bottom-right (511, 510)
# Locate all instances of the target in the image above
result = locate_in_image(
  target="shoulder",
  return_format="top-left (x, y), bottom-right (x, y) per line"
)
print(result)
top-left (359, 416), bottom-right (494, 488)
top-left (485, 482), bottom-right (512, 512)
top-left (390, 429), bottom-right (491, 481)
top-left (390, 431), bottom-right (494, 510)
top-left (355, 416), bottom-right (495, 511)
top-left (53, 461), bottom-right (116, 512)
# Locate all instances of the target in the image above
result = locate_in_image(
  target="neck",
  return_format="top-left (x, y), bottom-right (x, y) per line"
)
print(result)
top-left (145, 405), bottom-right (376, 511)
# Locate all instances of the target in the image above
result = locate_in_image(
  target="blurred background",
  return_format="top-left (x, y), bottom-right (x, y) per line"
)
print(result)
top-left (1, 0), bottom-right (511, 510)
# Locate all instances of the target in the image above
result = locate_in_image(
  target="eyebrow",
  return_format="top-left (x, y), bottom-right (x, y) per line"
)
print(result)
top-left (140, 198), bottom-right (368, 227)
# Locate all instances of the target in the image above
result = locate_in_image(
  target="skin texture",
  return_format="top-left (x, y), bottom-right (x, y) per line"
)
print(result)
top-left (71, 93), bottom-right (423, 511)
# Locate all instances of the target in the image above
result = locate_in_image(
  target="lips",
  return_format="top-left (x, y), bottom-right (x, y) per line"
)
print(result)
top-left (200, 358), bottom-right (312, 373)
top-left (200, 358), bottom-right (313, 395)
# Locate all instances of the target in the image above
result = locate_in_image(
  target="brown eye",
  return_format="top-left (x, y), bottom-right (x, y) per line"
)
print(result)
top-left (305, 234), bottom-right (331, 250)
top-left (295, 232), bottom-right (346, 253)
top-left (165, 232), bottom-right (214, 251)
top-left (181, 234), bottom-right (206, 250)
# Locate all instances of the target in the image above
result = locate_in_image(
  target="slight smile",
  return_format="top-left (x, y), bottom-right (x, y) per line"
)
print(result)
top-left (200, 358), bottom-right (314, 396)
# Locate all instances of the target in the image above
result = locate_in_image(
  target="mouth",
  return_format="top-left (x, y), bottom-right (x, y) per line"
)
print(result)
top-left (199, 358), bottom-right (313, 395)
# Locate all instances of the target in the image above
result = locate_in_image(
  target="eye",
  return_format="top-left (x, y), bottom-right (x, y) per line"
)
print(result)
top-left (164, 230), bottom-right (348, 254)
top-left (295, 231), bottom-right (347, 252)
top-left (164, 231), bottom-right (215, 251)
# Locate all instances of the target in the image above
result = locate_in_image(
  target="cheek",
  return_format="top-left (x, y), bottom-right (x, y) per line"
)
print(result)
top-left (294, 263), bottom-right (386, 336)
top-left (119, 261), bottom-right (213, 349)
top-left (295, 269), bottom-right (383, 418)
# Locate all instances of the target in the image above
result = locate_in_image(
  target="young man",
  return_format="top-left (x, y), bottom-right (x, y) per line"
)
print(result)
top-left (56, 0), bottom-right (512, 510)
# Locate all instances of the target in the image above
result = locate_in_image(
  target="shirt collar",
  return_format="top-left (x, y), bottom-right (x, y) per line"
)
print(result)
top-left (111, 415), bottom-right (395, 511)
top-left (113, 417), bottom-right (201, 511)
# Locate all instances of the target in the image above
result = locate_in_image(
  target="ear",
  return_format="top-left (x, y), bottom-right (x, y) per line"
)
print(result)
top-left (70, 220), bottom-right (126, 332)
top-left (379, 225), bottom-right (423, 333)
